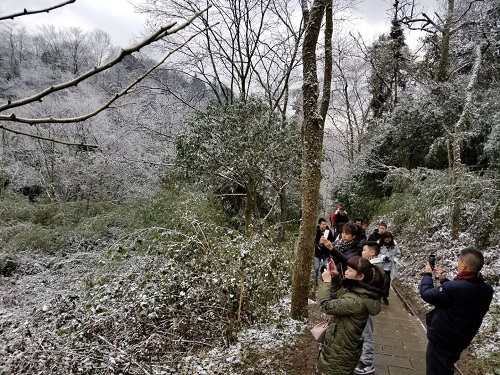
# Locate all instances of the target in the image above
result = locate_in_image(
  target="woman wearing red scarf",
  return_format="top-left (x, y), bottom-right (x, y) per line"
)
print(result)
top-left (420, 247), bottom-right (493, 375)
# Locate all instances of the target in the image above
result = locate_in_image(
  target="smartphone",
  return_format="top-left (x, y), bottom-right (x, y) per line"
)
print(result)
top-left (428, 254), bottom-right (436, 270)
top-left (323, 229), bottom-right (330, 239)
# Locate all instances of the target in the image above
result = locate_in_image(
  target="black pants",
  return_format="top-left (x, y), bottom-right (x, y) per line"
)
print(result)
top-left (383, 270), bottom-right (391, 297)
top-left (426, 340), bottom-right (461, 375)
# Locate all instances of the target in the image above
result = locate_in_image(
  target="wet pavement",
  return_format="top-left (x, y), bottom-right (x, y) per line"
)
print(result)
top-left (373, 291), bottom-right (427, 375)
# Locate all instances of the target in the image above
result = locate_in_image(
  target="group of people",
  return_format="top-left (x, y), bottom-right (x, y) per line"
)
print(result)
top-left (314, 212), bottom-right (493, 375)
top-left (315, 218), bottom-right (399, 307)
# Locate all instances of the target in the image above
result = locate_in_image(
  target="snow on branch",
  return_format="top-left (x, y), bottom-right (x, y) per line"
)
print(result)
top-left (0, 24), bottom-right (178, 113)
top-left (0, 124), bottom-right (99, 148)
top-left (0, 19), bottom-right (211, 125)
top-left (0, 0), bottom-right (76, 21)
top-left (0, 7), bottom-right (211, 147)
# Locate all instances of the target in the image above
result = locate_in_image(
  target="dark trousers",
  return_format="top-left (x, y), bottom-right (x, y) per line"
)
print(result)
top-left (383, 270), bottom-right (391, 297)
top-left (426, 340), bottom-right (461, 375)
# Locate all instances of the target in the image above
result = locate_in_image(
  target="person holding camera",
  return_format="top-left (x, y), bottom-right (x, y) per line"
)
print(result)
top-left (330, 223), bottom-right (363, 277)
top-left (420, 247), bottom-right (493, 375)
top-left (327, 240), bottom-right (385, 375)
top-left (316, 256), bottom-right (385, 375)
top-left (315, 218), bottom-right (335, 286)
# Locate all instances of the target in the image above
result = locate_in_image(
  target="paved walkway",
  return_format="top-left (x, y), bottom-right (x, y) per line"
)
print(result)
top-left (373, 291), bottom-right (427, 375)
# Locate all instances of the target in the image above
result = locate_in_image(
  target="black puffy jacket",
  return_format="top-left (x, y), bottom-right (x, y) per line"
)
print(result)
top-left (420, 274), bottom-right (493, 351)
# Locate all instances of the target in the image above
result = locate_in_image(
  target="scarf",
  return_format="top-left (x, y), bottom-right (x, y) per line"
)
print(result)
top-left (454, 271), bottom-right (479, 281)
top-left (336, 240), bottom-right (353, 254)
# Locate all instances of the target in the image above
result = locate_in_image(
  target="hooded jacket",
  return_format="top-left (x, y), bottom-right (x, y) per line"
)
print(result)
top-left (317, 277), bottom-right (383, 375)
top-left (420, 273), bottom-right (493, 352)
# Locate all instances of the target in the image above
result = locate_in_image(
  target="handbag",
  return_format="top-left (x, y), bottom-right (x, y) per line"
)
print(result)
top-left (310, 320), bottom-right (328, 343)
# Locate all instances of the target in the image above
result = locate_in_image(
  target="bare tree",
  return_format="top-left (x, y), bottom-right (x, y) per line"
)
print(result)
top-left (0, 21), bottom-right (27, 78)
top-left (88, 29), bottom-right (112, 67)
top-left (137, 0), bottom-right (304, 109)
top-left (400, 0), bottom-right (486, 81)
top-left (290, 0), bottom-right (333, 319)
top-left (0, 1), bottom-right (209, 146)
top-left (327, 36), bottom-right (370, 164)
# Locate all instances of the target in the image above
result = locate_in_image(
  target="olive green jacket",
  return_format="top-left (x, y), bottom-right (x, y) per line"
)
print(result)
top-left (316, 276), bottom-right (382, 375)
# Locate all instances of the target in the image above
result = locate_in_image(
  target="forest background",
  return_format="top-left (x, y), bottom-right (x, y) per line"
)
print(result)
top-left (0, 0), bottom-right (499, 374)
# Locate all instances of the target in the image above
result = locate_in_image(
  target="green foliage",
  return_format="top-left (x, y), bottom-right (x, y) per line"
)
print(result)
top-left (367, 23), bottom-right (411, 119)
top-left (376, 168), bottom-right (500, 246)
top-left (175, 97), bottom-right (301, 225)
top-left (0, 184), bottom-right (231, 253)
top-left (378, 168), bottom-right (451, 235)
top-left (330, 161), bottom-right (388, 221)
top-left (484, 111), bottom-right (500, 170)
top-left (9, 225), bottom-right (64, 253)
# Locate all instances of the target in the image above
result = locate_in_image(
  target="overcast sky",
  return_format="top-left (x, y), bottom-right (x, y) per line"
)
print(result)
top-left (0, 0), bottom-right (436, 49)
top-left (0, 0), bottom-right (148, 47)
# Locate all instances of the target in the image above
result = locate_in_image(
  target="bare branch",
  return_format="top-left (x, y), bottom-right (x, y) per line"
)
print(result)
top-left (401, 12), bottom-right (441, 33)
top-left (0, 9), bottom-right (211, 128)
top-left (0, 0), bottom-right (76, 21)
top-left (0, 124), bottom-right (99, 148)
top-left (0, 24), bottom-right (178, 113)
top-left (0, 20), bottom-right (212, 125)
top-left (453, 0), bottom-right (484, 26)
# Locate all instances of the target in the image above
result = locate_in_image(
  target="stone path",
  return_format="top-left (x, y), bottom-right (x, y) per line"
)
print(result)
top-left (373, 291), bottom-right (427, 375)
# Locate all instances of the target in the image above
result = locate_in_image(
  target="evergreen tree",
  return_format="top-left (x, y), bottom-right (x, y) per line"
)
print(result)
top-left (367, 5), bottom-right (410, 121)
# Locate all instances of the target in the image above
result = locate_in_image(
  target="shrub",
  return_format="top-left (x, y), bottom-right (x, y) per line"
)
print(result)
top-left (1, 222), bottom-right (294, 374)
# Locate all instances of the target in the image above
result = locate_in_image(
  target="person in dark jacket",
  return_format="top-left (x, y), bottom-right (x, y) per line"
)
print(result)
top-left (315, 218), bottom-right (335, 285)
top-left (367, 222), bottom-right (387, 242)
top-left (354, 217), bottom-right (367, 242)
top-left (327, 222), bottom-right (362, 277)
top-left (333, 206), bottom-right (348, 240)
top-left (420, 247), bottom-right (493, 375)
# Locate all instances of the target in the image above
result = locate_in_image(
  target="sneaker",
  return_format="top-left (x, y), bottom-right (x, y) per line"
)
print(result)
top-left (354, 363), bottom-right (375, 374)
top-left (383, 296), bottom-right (389, 305)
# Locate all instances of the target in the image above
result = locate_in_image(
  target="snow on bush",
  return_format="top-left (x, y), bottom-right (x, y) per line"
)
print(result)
top-left (0, 217), bottom-right (296, 374)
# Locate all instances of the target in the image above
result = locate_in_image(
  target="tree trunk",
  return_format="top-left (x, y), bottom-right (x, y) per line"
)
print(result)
top-left (450, 42), bottom-right (484, 239)
top-left (291, 0), bottom-right (333, 319)
top-left (436, 0), bottom-right (454, 82)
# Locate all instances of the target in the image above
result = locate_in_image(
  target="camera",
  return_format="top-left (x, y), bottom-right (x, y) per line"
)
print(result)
top-left (428, 254), bottom-right (436, 270)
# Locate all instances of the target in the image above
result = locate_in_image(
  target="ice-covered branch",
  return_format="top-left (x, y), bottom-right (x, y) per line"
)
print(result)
top-left (0, 0), bottom-right (76, 21)
top-left (0, 124), bottom-right (99, 148)
top-left (0, 20), bottom-right (211, 125)
top-left (0, 27), bottom-right (178, 114)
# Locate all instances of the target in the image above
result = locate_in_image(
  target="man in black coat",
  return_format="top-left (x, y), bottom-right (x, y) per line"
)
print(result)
top-left (367, 221), bottom-right (387, 242)
top-left (314, 218), bottom-right (335, 285)
top-left (354, 217), bottom-right (367, 242)
top-left (420, 247), bottom-right (493, 375)
top-left (333, 206), bottom-right (348, 240)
